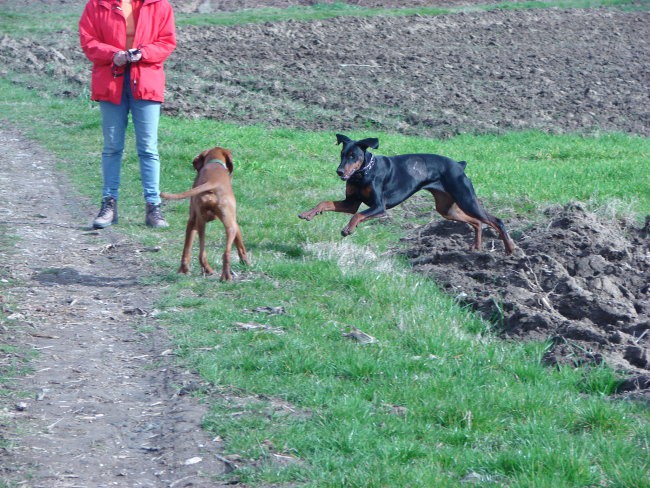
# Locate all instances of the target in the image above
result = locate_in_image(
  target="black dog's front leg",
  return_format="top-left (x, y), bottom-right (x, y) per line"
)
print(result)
top-left (298, 198), bottom-right (361, 221)
top-left (341, 205), bottom-right (386, 236)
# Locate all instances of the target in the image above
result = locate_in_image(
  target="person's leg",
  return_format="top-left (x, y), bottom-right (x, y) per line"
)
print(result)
top-left (130, 97), bottom-right (162, 205)
top-left (94, 93), bottom-right (128, 228)
top-left (129, 92), bottom-right (168, 227)
top-left (99, 97), bottom-right (129, 200)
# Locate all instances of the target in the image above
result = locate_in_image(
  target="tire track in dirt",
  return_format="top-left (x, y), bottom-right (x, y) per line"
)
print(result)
top-left (0, 128), bottom-right (227, 487)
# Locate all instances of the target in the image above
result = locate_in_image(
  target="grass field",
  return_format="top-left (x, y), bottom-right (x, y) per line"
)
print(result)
top-left (1, 1), bottom-right (649, 486)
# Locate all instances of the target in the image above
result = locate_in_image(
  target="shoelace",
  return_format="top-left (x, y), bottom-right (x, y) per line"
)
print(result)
top-left (98, 200), bottom-right (114, 217)
top-left (149, 205), bottom-right (164, 221)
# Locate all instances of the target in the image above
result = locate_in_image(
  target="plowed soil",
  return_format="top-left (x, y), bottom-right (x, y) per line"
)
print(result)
top-left (1, 7), bottom-right (648, 138)
top-left (170, 0), bottom-right (529, 12)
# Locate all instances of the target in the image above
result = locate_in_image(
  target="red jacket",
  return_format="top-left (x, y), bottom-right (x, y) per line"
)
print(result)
top-left (79, 0), bottom-right (176, 104)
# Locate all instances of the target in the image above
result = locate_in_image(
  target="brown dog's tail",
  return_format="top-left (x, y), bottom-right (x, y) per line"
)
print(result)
top-left (160, 182), bottom-right (221, 200)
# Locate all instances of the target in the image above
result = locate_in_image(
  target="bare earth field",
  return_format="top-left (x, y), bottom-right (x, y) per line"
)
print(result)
top-left (165, 8), bottom-right (650, 138)
top-left (1, 7), bottom-right (648, 137)
top-left (1, 1), bottom-right (649, 486)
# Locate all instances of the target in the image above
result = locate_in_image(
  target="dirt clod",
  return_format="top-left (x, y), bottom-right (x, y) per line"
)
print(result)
top-left (401, 203), bottom-right (649, 389)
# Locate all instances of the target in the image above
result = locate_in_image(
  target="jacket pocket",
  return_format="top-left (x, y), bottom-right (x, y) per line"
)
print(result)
top-left (135, 65), bottom-right (166, 102)
top-left (91, 68), bottom-right (110, 99)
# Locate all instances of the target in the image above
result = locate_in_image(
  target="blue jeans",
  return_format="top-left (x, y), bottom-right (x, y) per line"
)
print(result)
top-left (99, 67), bottom-right (162, 205)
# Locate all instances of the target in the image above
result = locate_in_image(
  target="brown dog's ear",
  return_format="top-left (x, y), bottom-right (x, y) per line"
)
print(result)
top-left (224, 149), bottom-right (234, 174)
top-left (192, 149), bottom-right (210, 172)
top-left (192, 155), bottom-right (203, 172)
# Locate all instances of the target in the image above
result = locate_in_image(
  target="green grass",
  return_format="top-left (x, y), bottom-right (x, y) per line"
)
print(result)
top-left (174, 0), bottom-right (647, 28)
top-left (1, 77), bottom-right (648, 487)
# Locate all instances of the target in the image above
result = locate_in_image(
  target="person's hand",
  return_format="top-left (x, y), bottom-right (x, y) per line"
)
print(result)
top-left (113, 51), bottom-right (128, 67)
top-left (127, 48), bottom-right (142, 63)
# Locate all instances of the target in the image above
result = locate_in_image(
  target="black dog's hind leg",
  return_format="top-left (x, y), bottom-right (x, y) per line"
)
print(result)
top-left (430, 189), bottom-right (485, 250)
top-left (434, 180), bottom-right (515, 254)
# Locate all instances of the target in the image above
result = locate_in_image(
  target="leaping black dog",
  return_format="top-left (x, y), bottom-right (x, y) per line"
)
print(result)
top-left (298, 133), bottom-right (515, 254)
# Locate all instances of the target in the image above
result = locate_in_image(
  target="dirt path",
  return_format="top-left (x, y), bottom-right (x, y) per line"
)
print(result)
top-left (0, 129), bottom-right (227, 487)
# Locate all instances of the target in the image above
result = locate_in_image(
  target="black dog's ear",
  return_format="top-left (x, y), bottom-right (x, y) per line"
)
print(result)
top-left (336, 133), bottom-right (351, 145)
top-left (357, 138), bottom-right (379, 151)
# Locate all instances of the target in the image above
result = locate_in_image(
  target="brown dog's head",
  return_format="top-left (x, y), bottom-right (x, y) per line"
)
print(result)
top-left (192, 146), bottom-right (234, 174)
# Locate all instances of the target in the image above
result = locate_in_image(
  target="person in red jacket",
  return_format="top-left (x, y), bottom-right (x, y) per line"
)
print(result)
top-left (79, 0), bottom-right (176, 229)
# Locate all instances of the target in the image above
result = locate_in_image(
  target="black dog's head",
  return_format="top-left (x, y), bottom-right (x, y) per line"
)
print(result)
top-left (335, 133), bottom-right (379, 180)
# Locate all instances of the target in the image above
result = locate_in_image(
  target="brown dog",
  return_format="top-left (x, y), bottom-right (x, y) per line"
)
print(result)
top-left (160, 147), bottom-right (250, 281)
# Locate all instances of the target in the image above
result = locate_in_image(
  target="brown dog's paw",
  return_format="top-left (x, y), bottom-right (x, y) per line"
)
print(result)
top-left (298, 211), bottom-right (314, 221)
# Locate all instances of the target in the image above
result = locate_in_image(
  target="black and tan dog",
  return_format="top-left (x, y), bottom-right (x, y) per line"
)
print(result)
top-left (299, 134), bottom-right (515, 254)
top-left (161, 146), bottom-right (250, 280)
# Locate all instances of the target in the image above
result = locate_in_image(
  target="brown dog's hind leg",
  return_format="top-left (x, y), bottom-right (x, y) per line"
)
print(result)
top-left (220, 224), bottom-right (239, 281)
top-left (197, 221), bottom-right (214, 276)
top-left (234, 226), bottom-right (250, 266)
top-left (219, 203), bottom-right (245, 281)
top-left (179, 216), bottom-right (198, 274)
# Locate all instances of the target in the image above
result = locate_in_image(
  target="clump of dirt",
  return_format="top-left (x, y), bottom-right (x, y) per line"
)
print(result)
top-left (401, 203), bottom-right (650, 391)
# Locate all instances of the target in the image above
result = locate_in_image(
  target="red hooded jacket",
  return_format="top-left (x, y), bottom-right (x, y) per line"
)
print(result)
top-left (79, 0), bottom-right (176, 104)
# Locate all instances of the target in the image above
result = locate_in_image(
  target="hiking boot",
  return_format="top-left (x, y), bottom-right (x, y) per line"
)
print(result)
top-left (92, 196), bottom-right (118, 229)
top-left (145, 203), bottom-right (169, 228)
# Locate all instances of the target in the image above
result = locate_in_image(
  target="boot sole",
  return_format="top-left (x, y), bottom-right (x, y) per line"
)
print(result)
top-left (92, 218), bottom-right (118, 229)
